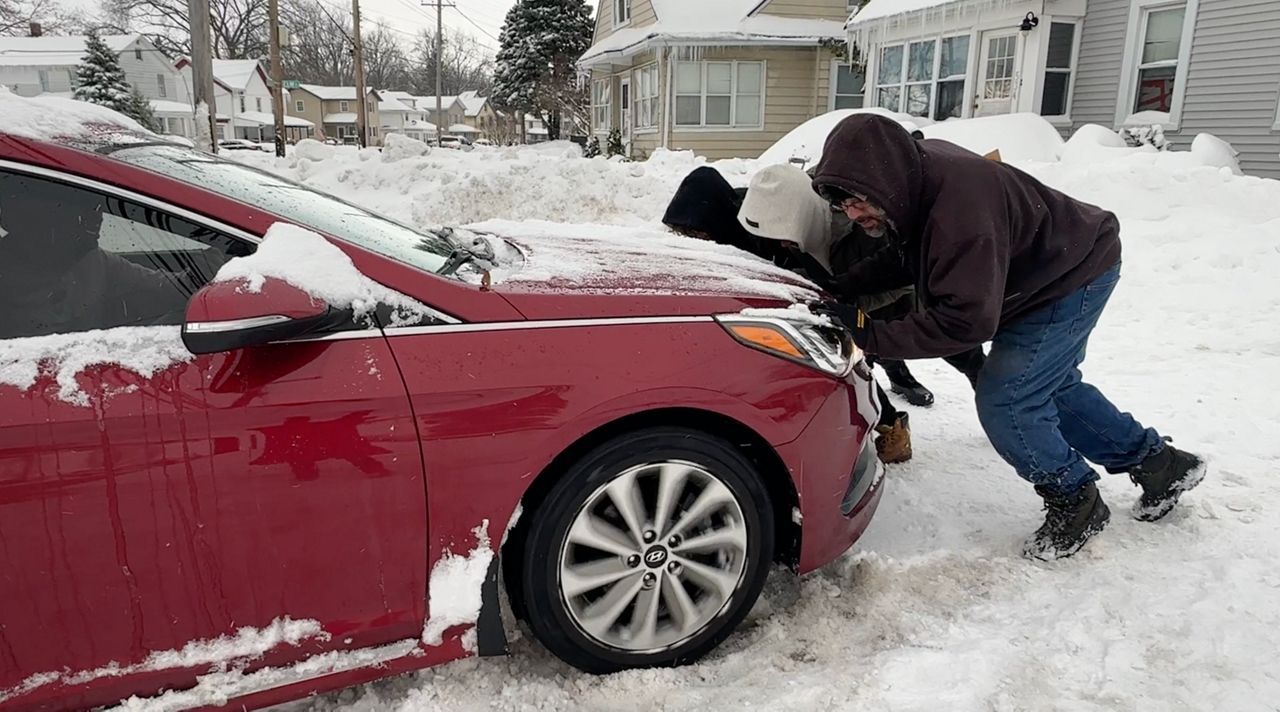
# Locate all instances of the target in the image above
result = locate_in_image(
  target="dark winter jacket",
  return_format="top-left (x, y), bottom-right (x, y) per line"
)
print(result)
top-left (662, 167), bottom-right (784, 260)
top-left (811, 114), bottom-right (1121, 359)
top-left (828, 226), bottom-right (915, 319)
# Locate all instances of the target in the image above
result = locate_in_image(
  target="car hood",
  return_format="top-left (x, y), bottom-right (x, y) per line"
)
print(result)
top-left (460, 220), bottom-right (819, 319)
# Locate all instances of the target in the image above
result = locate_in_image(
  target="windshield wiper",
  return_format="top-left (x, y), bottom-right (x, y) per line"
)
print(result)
top-left (434, 227), bottom-right (497, 276)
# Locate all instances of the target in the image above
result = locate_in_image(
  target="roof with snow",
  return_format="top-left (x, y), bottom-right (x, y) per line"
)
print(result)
top-left (418, 95), bottom-right (461, 111)
top-left (580, 0), bottom-right (845, 65)
top-left (378, 91), bottom-right (424, 114)
top-left (212, 59), bottom-right (265, 91)
top-left (848, 0), bottom-right (965, 25)
top-left (447, 123), bottom-right (478, 133)
top-left (296, 84), bottom-right (373, 101)
top-left (0, 34), bottom-right (140, 67)
top-left (458, 91), bottom-right (487, 117)
top-left (150, 99), bottom-right (194, 114)
top-left (323, 112), bottom-right (358, 123)
top-left (235, 110), bottom-right (313, 127)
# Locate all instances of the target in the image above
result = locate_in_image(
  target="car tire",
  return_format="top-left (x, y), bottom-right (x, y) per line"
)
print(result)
top-left (521, 427), bottom-right (774, 674)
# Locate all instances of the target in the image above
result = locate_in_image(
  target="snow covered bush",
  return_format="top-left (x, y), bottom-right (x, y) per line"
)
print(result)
top-left (606, 128), bottom-right (624, 158)
top-left (1121, 124), bottom-right (1170, 151)
top-left (583, 135), bottom-right (600, 158)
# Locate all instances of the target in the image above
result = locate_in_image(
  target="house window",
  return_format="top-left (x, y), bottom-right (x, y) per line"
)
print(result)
top-left (1134, 6), bottom-right (1185, 113)
top-left (239, 95), bottom-right (246, 113)
top-left (1041, 22), bottom-right (1077, 116)
top-left (37, 69), bottom-right (50, 92)
top-left (157, 73), bottom-right (167, 98)
top-left (832, 63), bottom-right (865, 109)
top-left (134, 48), bottom-right (142, 60)
top-left (674, 61), bottom-right (764, 129)
top-left (591, 79), bottom-right (611, 132)
top-left (295, 99), bottom-right (305, 112)
top-left (876, 36), bottom-right (969, 120)
top-left (340, 100), bottom-right (350, 112)
top-left (255, 97), bottom-right (263, 112)
top-left (614, 0), bottom-right (630, 25)
top-left (634, 64), bottom-right (659, 129)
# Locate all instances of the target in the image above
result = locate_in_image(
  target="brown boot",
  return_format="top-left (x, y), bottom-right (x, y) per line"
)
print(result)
top-left (874, 413), bottom-right (912, 464)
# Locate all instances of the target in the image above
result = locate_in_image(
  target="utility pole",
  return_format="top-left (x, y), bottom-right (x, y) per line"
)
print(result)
top-left (352, 0), bottom-right (368, 147)
top-left (188, 0), bottom-right (218, 152)
top-left (268, 0), bottom-right (287, 157)
top-left (435, 0), bottom-right (443, 141)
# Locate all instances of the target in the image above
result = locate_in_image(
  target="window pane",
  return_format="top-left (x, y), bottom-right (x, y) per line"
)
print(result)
top-left (877, 86), bottom-right (901, 112)
top-left (835, 94), bottom-right (864, 109)
top-left (1136, 65), bottom-right (1177, 111)
top-left (1142, 7), bottom-right (1185, 64)
top-left (707, 63), bottom-right (733, 94)
top-left (907, 41), bottom-right (935, 82)
top-left (737, 62), bottom-right (763, 93)
top-left (706, 96), bottom-right (732, 124)
top-left (939, 36), bottom-right (969, 78)
top-left (735, 95), bottom-right (761, 125)
top-left (1041, 72), bottom-right (1070, 115)
top-left (676, 95), bottom-right (702, 124)
top-left (937, 80), bottom-right (964, 119)
top-left (906, 84), bottom-right (931, 117)
top-left (878, 45), bottom-right (903, 85)
top-left (836, 64), bottom-right (865, 95)
top-left (676, 63), bottom-right (702, 94)
top-left (1046, 23), bottom-right (1075, 69)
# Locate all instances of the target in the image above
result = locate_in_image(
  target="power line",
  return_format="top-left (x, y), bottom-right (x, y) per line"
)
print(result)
top-left (452, 6), bottom-right (499, 43)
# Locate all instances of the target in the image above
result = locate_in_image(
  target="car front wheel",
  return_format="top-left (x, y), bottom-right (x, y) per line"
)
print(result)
top-left (521, 427), bottom-right (775, 673)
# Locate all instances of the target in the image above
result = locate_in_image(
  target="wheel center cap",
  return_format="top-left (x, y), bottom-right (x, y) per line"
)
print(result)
top-left (642, 545), bottom-right (668, 568)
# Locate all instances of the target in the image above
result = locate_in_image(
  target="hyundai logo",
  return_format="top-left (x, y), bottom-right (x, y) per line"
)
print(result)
top-left (643, 545), bottom-right (668, 568)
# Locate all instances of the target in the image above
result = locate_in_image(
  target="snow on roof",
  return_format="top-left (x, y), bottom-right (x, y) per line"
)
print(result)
top-left (849, 0), bottom-right (960, 24)
top-left (297, 84), bottom-right (363, 101)
top-left (0, 34), bottom-right (138, 67)
top-left (580, 1), bottom-right (845, 64)
top-left (234, 110), bottom-right (313, 127)
top-left (212, 59), bottom-right (263, 90)
top-left (323, 112), bottom-right (357, 123)
top-left (458, 91), bottom-right (487, 117)
top-left (150, 99), bottom-right (194, 114)
top-left (448, 123), bottom-right (478, 133)
top-left (418, 95), bottom-right (460, 111)
top-left (0, 87), bottom-right (149, 143)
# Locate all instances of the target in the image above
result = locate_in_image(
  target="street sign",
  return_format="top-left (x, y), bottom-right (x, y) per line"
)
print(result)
top-left (283, 79), bottom-right (300, 89)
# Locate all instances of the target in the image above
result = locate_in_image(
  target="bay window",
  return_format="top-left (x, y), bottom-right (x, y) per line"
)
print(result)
top-left (591, 79), bottom-right (611, 133)
top-left (1041, 22), bottom-right (1077, 117)
top-left (876, 36), bottom-right (969, 120)
top-left (634, 64), bottom-right (659, 130)
top-left (675, 61), bottom-right (764, 129)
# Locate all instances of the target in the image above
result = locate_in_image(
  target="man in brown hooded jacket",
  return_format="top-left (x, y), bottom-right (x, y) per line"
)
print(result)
top-left (808, 114), bottom-right (1206, 560)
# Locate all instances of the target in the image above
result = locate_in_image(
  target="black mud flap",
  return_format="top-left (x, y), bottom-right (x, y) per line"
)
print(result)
top-left (476, 554), bottom-right (508, 657)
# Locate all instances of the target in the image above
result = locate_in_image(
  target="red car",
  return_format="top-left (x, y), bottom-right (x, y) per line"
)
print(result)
top-left (0, 114), bottom-right (884, 711)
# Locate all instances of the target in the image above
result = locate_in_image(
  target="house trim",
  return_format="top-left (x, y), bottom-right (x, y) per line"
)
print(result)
top-left (1113, 0), bottom-right (1201, 131)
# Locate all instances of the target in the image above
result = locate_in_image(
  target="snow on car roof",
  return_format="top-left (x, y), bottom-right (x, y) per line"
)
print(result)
top-left (0, 87), bottom-right (150, 145)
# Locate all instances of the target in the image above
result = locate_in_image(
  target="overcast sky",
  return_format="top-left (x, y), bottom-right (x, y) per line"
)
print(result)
top-left (336, 0), bottom-right (599, 55)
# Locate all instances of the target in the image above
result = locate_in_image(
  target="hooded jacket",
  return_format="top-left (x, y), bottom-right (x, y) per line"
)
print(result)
top-left (737, 164), bottom-right (837, 271)
top-left (662, 167), bottom-right (760, 254)
top-left (811, 114), bottom-right (1121, 359)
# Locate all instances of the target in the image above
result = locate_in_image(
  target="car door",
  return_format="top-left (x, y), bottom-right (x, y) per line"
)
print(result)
top-left (0, 167), bottom-right (427, 711)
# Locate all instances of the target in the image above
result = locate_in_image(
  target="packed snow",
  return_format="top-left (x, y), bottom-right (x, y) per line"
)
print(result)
top-left (231, 114), bottom-right (1280, 712)
top-left (1, 618), bottom-right (324, 704)
top-left (0, 87), bottom-right (148, 144)
top-left (422, 522), bottom-right (495, 649)
top-left (0, 326), bottom-right (191, 406)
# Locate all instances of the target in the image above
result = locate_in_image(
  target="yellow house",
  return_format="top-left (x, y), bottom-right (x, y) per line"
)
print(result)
top-left (578, 0), bottom-right (857, 159)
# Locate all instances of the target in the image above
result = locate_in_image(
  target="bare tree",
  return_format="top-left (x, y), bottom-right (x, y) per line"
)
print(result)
top-left (104, 0), bottom-right (268, 58)
top-left (278, 0), bottom-right (352, 84)
top-left (1, 0), bottom-right (75, 35)
top-left (362, 21), bottom-right (410, 89)
top-left (409, 27), bottom-right (492, 95)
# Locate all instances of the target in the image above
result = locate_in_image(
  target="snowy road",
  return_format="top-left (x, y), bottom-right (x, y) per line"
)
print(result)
top-left (240, 136), bottom-right (1280, 711)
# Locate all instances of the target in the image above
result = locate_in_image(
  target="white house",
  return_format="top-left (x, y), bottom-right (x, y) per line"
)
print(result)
top-left (0, 34), bottom-right (196, 137)
top-left (378, 90), bottom-right (437, 141)
top-left (176, 57), bottom-right (313, 142)
top-left (845, 0), bottom-right (1087, 124)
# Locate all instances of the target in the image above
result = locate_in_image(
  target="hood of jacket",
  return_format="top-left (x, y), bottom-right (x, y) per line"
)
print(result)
top-left (661, 166), bottom-right (758, 252)
top-left (810, 114), bottom-right (924, 239)
top-left (736, 164), bottom-right (836, 271)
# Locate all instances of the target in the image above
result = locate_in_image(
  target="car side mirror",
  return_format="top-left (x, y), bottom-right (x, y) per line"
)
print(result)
top-left (182, 277), bottom-right (337, 355)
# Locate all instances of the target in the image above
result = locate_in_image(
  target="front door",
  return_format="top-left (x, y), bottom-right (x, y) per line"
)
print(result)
top-left (975, 30), bottom-right (1019, 116)
top-left (619, 77), bottom-right (632, 154)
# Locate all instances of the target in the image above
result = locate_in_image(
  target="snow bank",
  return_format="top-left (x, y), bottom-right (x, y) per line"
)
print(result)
top-left (214, 222), bottom-right (427, 323)
top-left (922, 113), bottom-right (1065, 163)
top-left (0, 326), bottom-right (191, 406)
top-left (757, 108), bottom-right (926, 169)
top-left (381, 132), bottom-right (432, 162)
top-left (1, 618), bottom-right (324, 704)
top-left (0, 87), bottom-right (148, 143)
top-left (422, 521), bottom-right (494, 649)
top-left (1191, 133), bottom-right (1243, 176)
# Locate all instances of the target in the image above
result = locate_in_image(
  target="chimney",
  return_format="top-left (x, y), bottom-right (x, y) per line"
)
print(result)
top-left (29, 22), bottom-right (42, 37)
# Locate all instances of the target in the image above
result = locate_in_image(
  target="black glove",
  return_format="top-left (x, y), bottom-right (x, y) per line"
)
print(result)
top-left (811, 300), bottom-right (870, 349)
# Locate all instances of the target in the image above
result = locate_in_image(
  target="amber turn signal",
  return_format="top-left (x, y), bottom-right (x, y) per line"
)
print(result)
top-left (727, 324), bottom-right (806, 360)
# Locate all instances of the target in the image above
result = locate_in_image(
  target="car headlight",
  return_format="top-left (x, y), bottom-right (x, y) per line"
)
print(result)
top-left (715, 313), bottom-right (861, 378)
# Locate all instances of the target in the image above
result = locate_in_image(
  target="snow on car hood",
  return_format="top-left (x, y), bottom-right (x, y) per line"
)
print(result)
top-left (462, 219), bottom-right (819, 303)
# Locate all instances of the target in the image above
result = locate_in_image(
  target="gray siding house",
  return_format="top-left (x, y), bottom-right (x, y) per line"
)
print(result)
top-left (848, 0), bottom-right (1280, 177)
top-left (1069, 0), bottom-right (1280, 176)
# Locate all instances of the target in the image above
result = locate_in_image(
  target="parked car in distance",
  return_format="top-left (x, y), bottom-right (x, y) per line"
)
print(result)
top-left (473, 138), bottom-right (494, 148)
top-left (0, 109), bottom-right (885, 711)
top-left (217, 138), bottom-right (265, 151)
top-left (438, 135), bottom-right (473, 151)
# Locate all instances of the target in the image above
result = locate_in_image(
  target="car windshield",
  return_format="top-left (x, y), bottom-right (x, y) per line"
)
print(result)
top-left (107, 144), bottom-right (454, 274)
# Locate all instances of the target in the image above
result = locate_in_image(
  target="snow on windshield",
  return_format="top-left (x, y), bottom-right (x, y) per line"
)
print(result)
top-left (0, 88), bottom-right (150, 145)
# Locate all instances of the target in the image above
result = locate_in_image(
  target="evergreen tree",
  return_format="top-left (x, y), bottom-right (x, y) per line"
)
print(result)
top-left (606, 127), bottom-right (624, 157)
top-left (74, 33), bottom-right (133, 114)
top-left (491, 0), bottom-right (593, 141)
top-left (583, 135), bottom-right (600, 158)
top-left (125, 86), bottom-right (161, 132)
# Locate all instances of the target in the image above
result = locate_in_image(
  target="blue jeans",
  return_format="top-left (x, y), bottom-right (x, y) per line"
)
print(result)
top-left (975, 263), bottom-right (1163, 494)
